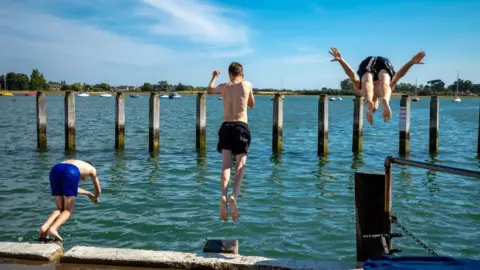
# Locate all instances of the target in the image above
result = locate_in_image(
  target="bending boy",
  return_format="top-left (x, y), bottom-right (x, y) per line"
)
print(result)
top-left (39, 159), bottom-right (101, 242)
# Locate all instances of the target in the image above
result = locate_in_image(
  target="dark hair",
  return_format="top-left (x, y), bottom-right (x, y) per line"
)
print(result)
top-left (228, 62), bottom-right (243, 77)
top-left (85, 160), bottom-right (94, 166)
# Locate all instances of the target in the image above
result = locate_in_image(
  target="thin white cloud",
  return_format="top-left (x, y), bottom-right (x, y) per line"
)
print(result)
top-left (140, 0), bottom-right (250, 50)
top-left (0, 2), bottom-right (177, 67)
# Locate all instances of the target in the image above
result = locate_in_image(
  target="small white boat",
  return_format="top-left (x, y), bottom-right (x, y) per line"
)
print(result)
top-left (452, 70), bottom-right (461, 103)
top-left (160, 94), bottom-right (169, 99)
top-left (329, 97), bottom-right (338, 101)
top-left (337, 97), bottom-right (342, 100)
top-left (130, 94), bottom-right (141, 98)
top-left (99, 93), bottom-right (112, 97)
top-left (77, 92), bottom-right (89, 97)
top-left (412, 78), bottom-right (420, 102)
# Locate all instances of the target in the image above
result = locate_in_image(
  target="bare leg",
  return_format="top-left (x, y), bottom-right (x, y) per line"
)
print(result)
top-left (47, 196), bottom-right (75, 241)
top-left (39, 196), bottom-right (64, 239)
top-left (362, 72), bottom-right (375, 125)
top-left (230, 153), bottom-right (247, 222)
top-left (378, 70), bottom-right (392, 122)
top-left (220, 150), bottom-right (232, 221)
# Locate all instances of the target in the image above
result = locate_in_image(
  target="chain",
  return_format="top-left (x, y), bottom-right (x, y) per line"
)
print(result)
top-left (391, 215), bottom-right (439, 256)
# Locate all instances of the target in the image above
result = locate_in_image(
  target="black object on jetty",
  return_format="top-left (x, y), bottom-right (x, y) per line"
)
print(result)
top-left (203, 239), bottom-right (239, 254)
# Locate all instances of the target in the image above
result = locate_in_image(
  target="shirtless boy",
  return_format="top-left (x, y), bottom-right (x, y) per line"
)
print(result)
top-left (39, 159), bottom-right (101, 242)
top-left (329, 47), bottom-right (426, 125)
top-left (207, 62), bottom-right (254, 222)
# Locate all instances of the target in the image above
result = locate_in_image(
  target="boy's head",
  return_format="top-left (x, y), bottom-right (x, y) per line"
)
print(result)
top-left (228, 62), bottom-right (244, 81)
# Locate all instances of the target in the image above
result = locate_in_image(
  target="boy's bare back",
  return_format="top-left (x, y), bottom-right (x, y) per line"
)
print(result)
top-left (217, 81), bottom-right (253, 123)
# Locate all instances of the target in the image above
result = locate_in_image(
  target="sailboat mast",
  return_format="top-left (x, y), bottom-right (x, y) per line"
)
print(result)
top-left (456, 70), bottom-right (459, 94)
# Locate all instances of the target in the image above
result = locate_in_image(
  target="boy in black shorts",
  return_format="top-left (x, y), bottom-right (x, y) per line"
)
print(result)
top-left (207, 62), bottom-right (254, 222)
top-left (329, 47), bottom-right (426, 125)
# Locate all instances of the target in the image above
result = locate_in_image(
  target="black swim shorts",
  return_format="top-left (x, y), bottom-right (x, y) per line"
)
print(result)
top-left (217, 121), bottom-right (251, 155)
top-left (357, 56), bottom-right (396, 81)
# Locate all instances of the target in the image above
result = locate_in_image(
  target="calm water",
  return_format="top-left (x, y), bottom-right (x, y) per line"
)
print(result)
top-left (0, 94), bottom-right (479, 262)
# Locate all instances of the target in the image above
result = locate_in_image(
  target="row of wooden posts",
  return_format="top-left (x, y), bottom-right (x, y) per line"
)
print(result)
top-left (35, 91), bottom-right (478, 155)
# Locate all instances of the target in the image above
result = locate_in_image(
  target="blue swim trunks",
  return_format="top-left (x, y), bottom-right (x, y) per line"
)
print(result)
top-left (49, 163), bottom-right (81, 197)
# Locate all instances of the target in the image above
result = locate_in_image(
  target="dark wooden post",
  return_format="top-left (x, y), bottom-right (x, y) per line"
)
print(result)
top-left (318, 95), bottom-right (328, 156)
top-left (352, 96), bottom-right (364, 153)
top-left (272, 93), bottom-right (283, 152)
top-left (115, 92), bottom-right (125, 150)
top-left (196, 92), bottom-right (206, 151)
top-left (64, 91), bottom-right (75, 151)
top-left (429, 96), bottom-right (439, 154)
top-left (36, 91), bottom-right (47, 150)
top-left (399, 95), bottom-right (411, 156)
top-left (355, 171), bottom-right (392, 262)
top-left (149, 92), bottom-right (160, 153)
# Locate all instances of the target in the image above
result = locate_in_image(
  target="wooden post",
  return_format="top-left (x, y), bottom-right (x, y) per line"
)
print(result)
top-left (272, 93), bottom-right (283, 152)
top-left (318, 95), bottom-right (328, 156)
top-left (196, 92), bottom-right (206, 151)
top-left (64, 91), bottom-right (75, 151)
top-left (115, 92), bottom-right (125, 150)
top-left (352, 96), bottom-right (364, 153)
top-left (399, 95), bottom-right (411, 156)
top-left (429, 96), bottom-right (439, 154)
top-left (149, 92), bottom-right (160, 153)
top-left (355, 171), bottom-right (392, 262)
top-left (36, 91), bottom-right (47, 150)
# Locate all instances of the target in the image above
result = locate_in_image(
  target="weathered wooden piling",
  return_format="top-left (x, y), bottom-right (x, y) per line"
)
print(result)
top-left (352, 96), bottom-right (364, 153)
top-left (355, 171), bottom-right (392, 262)
top-left (196, 92), bottom-right (206, 151)
top-left (399, 95), bottom-right (411, 156)
top-left (429, 96), bottom-right (439, 154)
top-left (64, 91), bottom-right (75, 151)
top-left (115, 92), bottom-right (125, 150)
top-left (36, 91), bottom-right (47, 150)
top-left (318, 95), bottom-right (328, 156)
top-left (272, 93), bottom-right (283, 152)
top-left (149, 92), bottom-right (160, 153)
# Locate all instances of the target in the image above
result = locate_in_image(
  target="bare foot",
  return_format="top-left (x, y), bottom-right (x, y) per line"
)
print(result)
top-left (220, 196), bottom-right (228, 221)
top-left (366, 109), bottom-right (374, 125)
top-left (47, 228), bottom-right (63, 242)
top-left (39, 226), bottom-right (48, 239)
top-left (382, 100), bottom-right (392, 122)
top-left (229, 196), bottom-right (239, 222)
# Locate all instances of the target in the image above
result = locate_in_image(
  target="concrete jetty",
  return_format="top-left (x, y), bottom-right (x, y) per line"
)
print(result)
top-left (0, 242), bottom-right (63, 262)
top-left (0, 242), bottom-right (362, 269)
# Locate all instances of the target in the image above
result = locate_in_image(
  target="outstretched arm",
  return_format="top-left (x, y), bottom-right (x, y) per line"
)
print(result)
top-left (207, 70), bottom-right (221, 94)
top-left (390, 51), bottom-right (426, 88)
top-left (329, 47), bottom-right (361, 93)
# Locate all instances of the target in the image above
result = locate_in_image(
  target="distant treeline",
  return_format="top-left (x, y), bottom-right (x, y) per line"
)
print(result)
top-left (1, 69), bottom-right (478, 96)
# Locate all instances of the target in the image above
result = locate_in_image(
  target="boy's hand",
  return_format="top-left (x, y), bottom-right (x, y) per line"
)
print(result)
top-left (329, 47), bottom-right (343, 62)
top-left (212, 70), bottom-right (220, 78)
top-left (410, 51), bottom-right (426, 64)
top-left (87, 192), bottom-right (100, 204)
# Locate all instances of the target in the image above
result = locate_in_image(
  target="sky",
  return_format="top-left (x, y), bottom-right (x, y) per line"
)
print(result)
top-left (0, 0), bottom-right (479, 89)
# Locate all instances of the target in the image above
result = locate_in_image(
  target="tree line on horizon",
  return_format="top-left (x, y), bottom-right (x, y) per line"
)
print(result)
top-left (1, 69), bottom-right (479, 96)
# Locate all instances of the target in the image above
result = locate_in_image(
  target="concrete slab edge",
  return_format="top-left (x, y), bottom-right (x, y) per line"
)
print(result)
top-left (61, 246), bottom-right (363, 270)
top-left (0, 242), bottom-right (63, 262)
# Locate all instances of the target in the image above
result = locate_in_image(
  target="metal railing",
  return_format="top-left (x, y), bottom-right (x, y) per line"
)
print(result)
top-left (385, 156), bottom-right (480, 179)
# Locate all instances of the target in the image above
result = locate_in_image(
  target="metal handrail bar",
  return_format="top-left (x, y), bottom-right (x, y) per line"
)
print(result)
top-left (385, 156), bottom-right (480, 179)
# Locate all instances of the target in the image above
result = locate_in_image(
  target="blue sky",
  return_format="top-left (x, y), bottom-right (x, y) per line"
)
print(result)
top-left (0, 0), bottom-right (479, 89)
